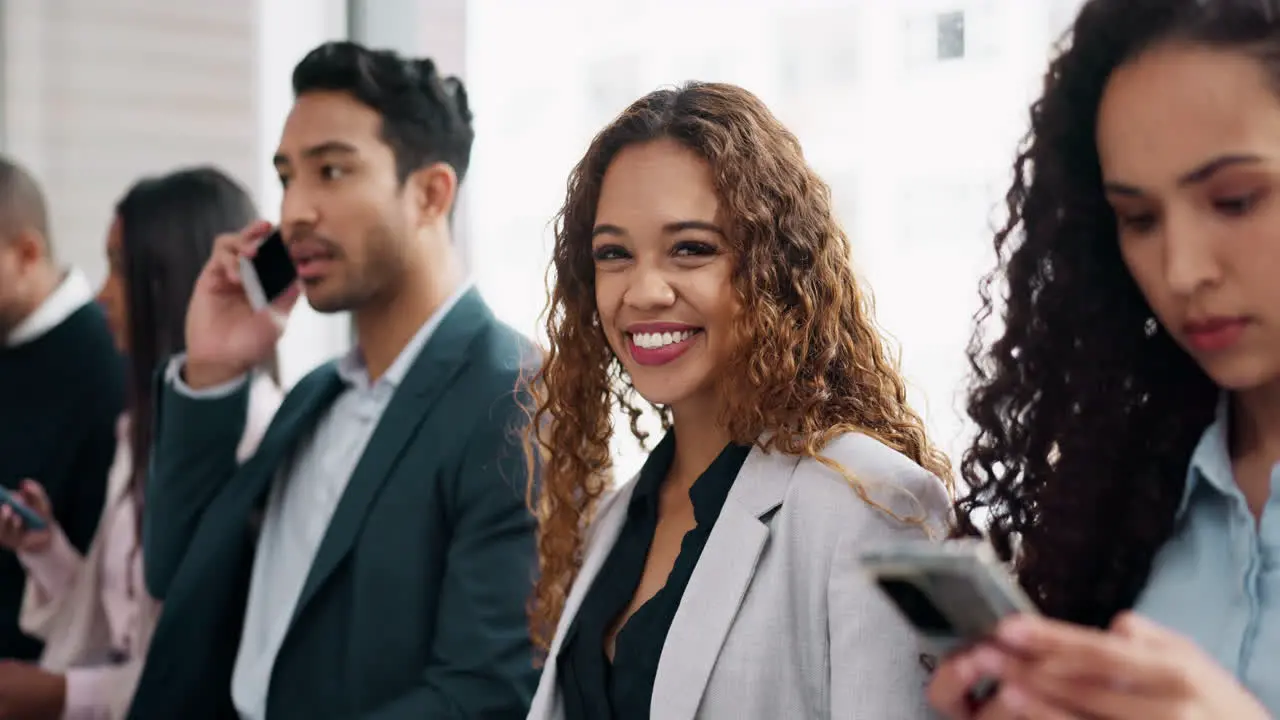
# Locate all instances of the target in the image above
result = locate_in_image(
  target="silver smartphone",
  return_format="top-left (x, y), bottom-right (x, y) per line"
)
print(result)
top-left (238, 229), bottom-right (297, 311)
top-left (860, 539), bottom-right (1038, 654)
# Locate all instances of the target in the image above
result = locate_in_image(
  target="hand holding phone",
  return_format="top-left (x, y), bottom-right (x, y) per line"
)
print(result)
top-left (184, 222), bottom-right (299, 390)
top-left (0, 481), bottom-right (53, 553)
top-left (239, 229), bottom-right (299, 312)
top-left (860, 539), bottom-right (1038, 655)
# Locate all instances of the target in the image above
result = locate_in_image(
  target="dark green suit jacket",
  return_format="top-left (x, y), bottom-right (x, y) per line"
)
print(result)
top-left (127, 290), bottom-right (541, 719)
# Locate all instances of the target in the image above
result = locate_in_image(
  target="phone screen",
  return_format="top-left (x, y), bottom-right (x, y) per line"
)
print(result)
top-left (250, 229), bottom-right (298, 302)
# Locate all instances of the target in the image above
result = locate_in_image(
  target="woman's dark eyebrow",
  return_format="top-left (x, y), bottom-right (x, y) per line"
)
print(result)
top-left (591, 220), bottom-right (724, 238)
top-left (1105, 154), bottom-right (1265, 196)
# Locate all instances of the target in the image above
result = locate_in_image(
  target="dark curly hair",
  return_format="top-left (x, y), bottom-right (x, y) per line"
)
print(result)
top-left (957, 0), bottom-right (1280, 629)
top-left (522, 81), bottom-right (953, 650)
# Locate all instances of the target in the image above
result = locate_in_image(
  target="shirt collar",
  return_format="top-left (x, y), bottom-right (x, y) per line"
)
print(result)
top-left (6, 268), bottom-right (94, 347)
top-left (631, 432), bottom-right (677, 506)
top-left (1178, 392), bottom-right (1237, 519)
top-left (628, 431), bottom-right (751, 524)
top-left (335, 279), bottom-right (475, 390)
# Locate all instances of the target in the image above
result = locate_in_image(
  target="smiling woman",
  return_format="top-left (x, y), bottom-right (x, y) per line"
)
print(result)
top-left (522, 81), bottom-right (954, 720)
top-left (589, 139), bottom-right (738, 408)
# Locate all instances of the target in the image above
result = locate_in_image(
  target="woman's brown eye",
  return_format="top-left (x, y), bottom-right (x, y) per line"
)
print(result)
top-left (593, 245), bottom-right (629, 261)
top-left (673, 241), bottom-right (716, 257)
top-left (1212, 193), bottom-right (1259, 216)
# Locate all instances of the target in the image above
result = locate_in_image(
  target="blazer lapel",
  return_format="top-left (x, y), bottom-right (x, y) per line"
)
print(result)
top-left (287, 292), bottom-right (489, 622)
top-left (550, 480), bottom-right (638, 658)
top-left (528, 479), bottom-right (638, 720)
top-left (234, 367), bottom-right (345, 519)
top-left (650, 446), bottom-right (800, 720)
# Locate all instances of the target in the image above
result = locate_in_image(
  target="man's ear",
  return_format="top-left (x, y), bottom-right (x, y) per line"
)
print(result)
top-left (11, 229), bottom-right (47, 267)
top-left (407, 162), bottom-right (458, 223)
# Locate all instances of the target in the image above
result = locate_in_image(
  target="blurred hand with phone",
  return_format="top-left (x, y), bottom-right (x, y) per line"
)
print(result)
top-left (0, 480), bottom-right (54, 553)
top-left (925, 609), bottom-right (1272, 719)
top-left (183, 221), bottom-right (300, 390)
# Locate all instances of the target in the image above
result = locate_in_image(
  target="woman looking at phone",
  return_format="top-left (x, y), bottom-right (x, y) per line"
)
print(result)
top-left (929, 1), bottom-right (1279, 717)
top-left (522, 81), bottom-right (953, 719)
top-left (0, 166), bottom-right (282, 720)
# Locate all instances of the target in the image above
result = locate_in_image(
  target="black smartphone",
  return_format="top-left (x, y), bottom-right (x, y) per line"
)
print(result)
top-left (239, 229), bottom-right (297, 310)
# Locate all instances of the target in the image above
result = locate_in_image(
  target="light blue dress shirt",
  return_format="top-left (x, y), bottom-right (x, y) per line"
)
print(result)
top-left (1133, 397), bottom-right (1279, 715)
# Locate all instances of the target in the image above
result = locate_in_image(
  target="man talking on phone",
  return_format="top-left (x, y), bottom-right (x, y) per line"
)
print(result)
top-left (127, 42), bottom-right (540, 719)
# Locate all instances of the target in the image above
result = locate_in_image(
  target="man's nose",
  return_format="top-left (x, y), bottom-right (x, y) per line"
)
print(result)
top-left (280, 184), bottom-right (320, 231)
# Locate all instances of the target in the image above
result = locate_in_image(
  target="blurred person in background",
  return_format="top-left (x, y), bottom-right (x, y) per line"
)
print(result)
top-left (523, 82), bottom-right (952, 720)
top-left (127, 42), bottom-right (540, 720)
top-left (927, 1), bottom-right (1280, 717)
top-left (0, 166), bottom-right (282, 720)
top-left (0, 156), bottom-right (122, 664)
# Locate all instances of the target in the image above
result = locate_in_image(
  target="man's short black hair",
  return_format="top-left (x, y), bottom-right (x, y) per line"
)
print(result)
top-left (292, 41), bottom-right (474, 185)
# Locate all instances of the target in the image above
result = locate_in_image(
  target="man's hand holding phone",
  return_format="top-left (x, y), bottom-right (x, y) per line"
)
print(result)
top-left (184, 221), bottom-right (300, 390)
top-left (0, 480), bottom-right (54, 553)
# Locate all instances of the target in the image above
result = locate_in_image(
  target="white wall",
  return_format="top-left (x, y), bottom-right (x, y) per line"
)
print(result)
top-left (349, 0), bottom-right (466, 82)
top-left (1, 0), bottom-right (259, 288)
top-left (350, 0), bottom-right (471, 270)
top-left (256, 0), bottom-right (352, 386)
top-left (0, 0), bottom-right (356, 388)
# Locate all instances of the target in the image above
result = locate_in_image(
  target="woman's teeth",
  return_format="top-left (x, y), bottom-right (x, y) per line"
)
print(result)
top-left (631, 329), bottom-right (696, 349)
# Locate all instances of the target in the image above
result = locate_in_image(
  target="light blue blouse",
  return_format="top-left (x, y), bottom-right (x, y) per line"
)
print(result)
top-left (1133, 398), bottom-right (1279, 715)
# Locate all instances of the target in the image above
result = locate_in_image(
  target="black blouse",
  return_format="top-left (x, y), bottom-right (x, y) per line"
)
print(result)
top-left (556, 433), bottom-right (751, 720)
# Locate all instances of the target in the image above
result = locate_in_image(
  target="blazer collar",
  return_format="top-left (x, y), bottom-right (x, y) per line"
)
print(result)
top-left (286, 287), bottom-right (495, 625)
top-left (543, 478), bottom-right (638, 664)
top-left (724, 441), bottom-right (798, 519)
top-left (650, 445), bottom-right (798, 718)
top-left (334, 280), bottom-right (476, 392)
top-left (246, 287), bottom-right (493, 516)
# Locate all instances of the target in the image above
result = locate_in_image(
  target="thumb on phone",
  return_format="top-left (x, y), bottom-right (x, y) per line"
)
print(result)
top-left (18, 479), bottom-right (53, 520)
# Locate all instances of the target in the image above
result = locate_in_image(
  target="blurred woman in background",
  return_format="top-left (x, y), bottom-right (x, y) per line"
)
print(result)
top-left (0, 166), bottom-right (282, 719)
top-left (929, 1), bottom-right (1279, 717)
top-left (523, 81), bottom-right (952, 720)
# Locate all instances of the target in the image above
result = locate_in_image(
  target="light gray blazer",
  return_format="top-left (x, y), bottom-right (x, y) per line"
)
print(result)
top-left (527, 431), bottom-right (952, 720)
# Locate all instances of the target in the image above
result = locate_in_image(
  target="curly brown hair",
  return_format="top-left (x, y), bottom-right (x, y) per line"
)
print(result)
top-left (956, 0), bottom-right (1279, 628)
top-left (521, 81), bottom-right (954, 650)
